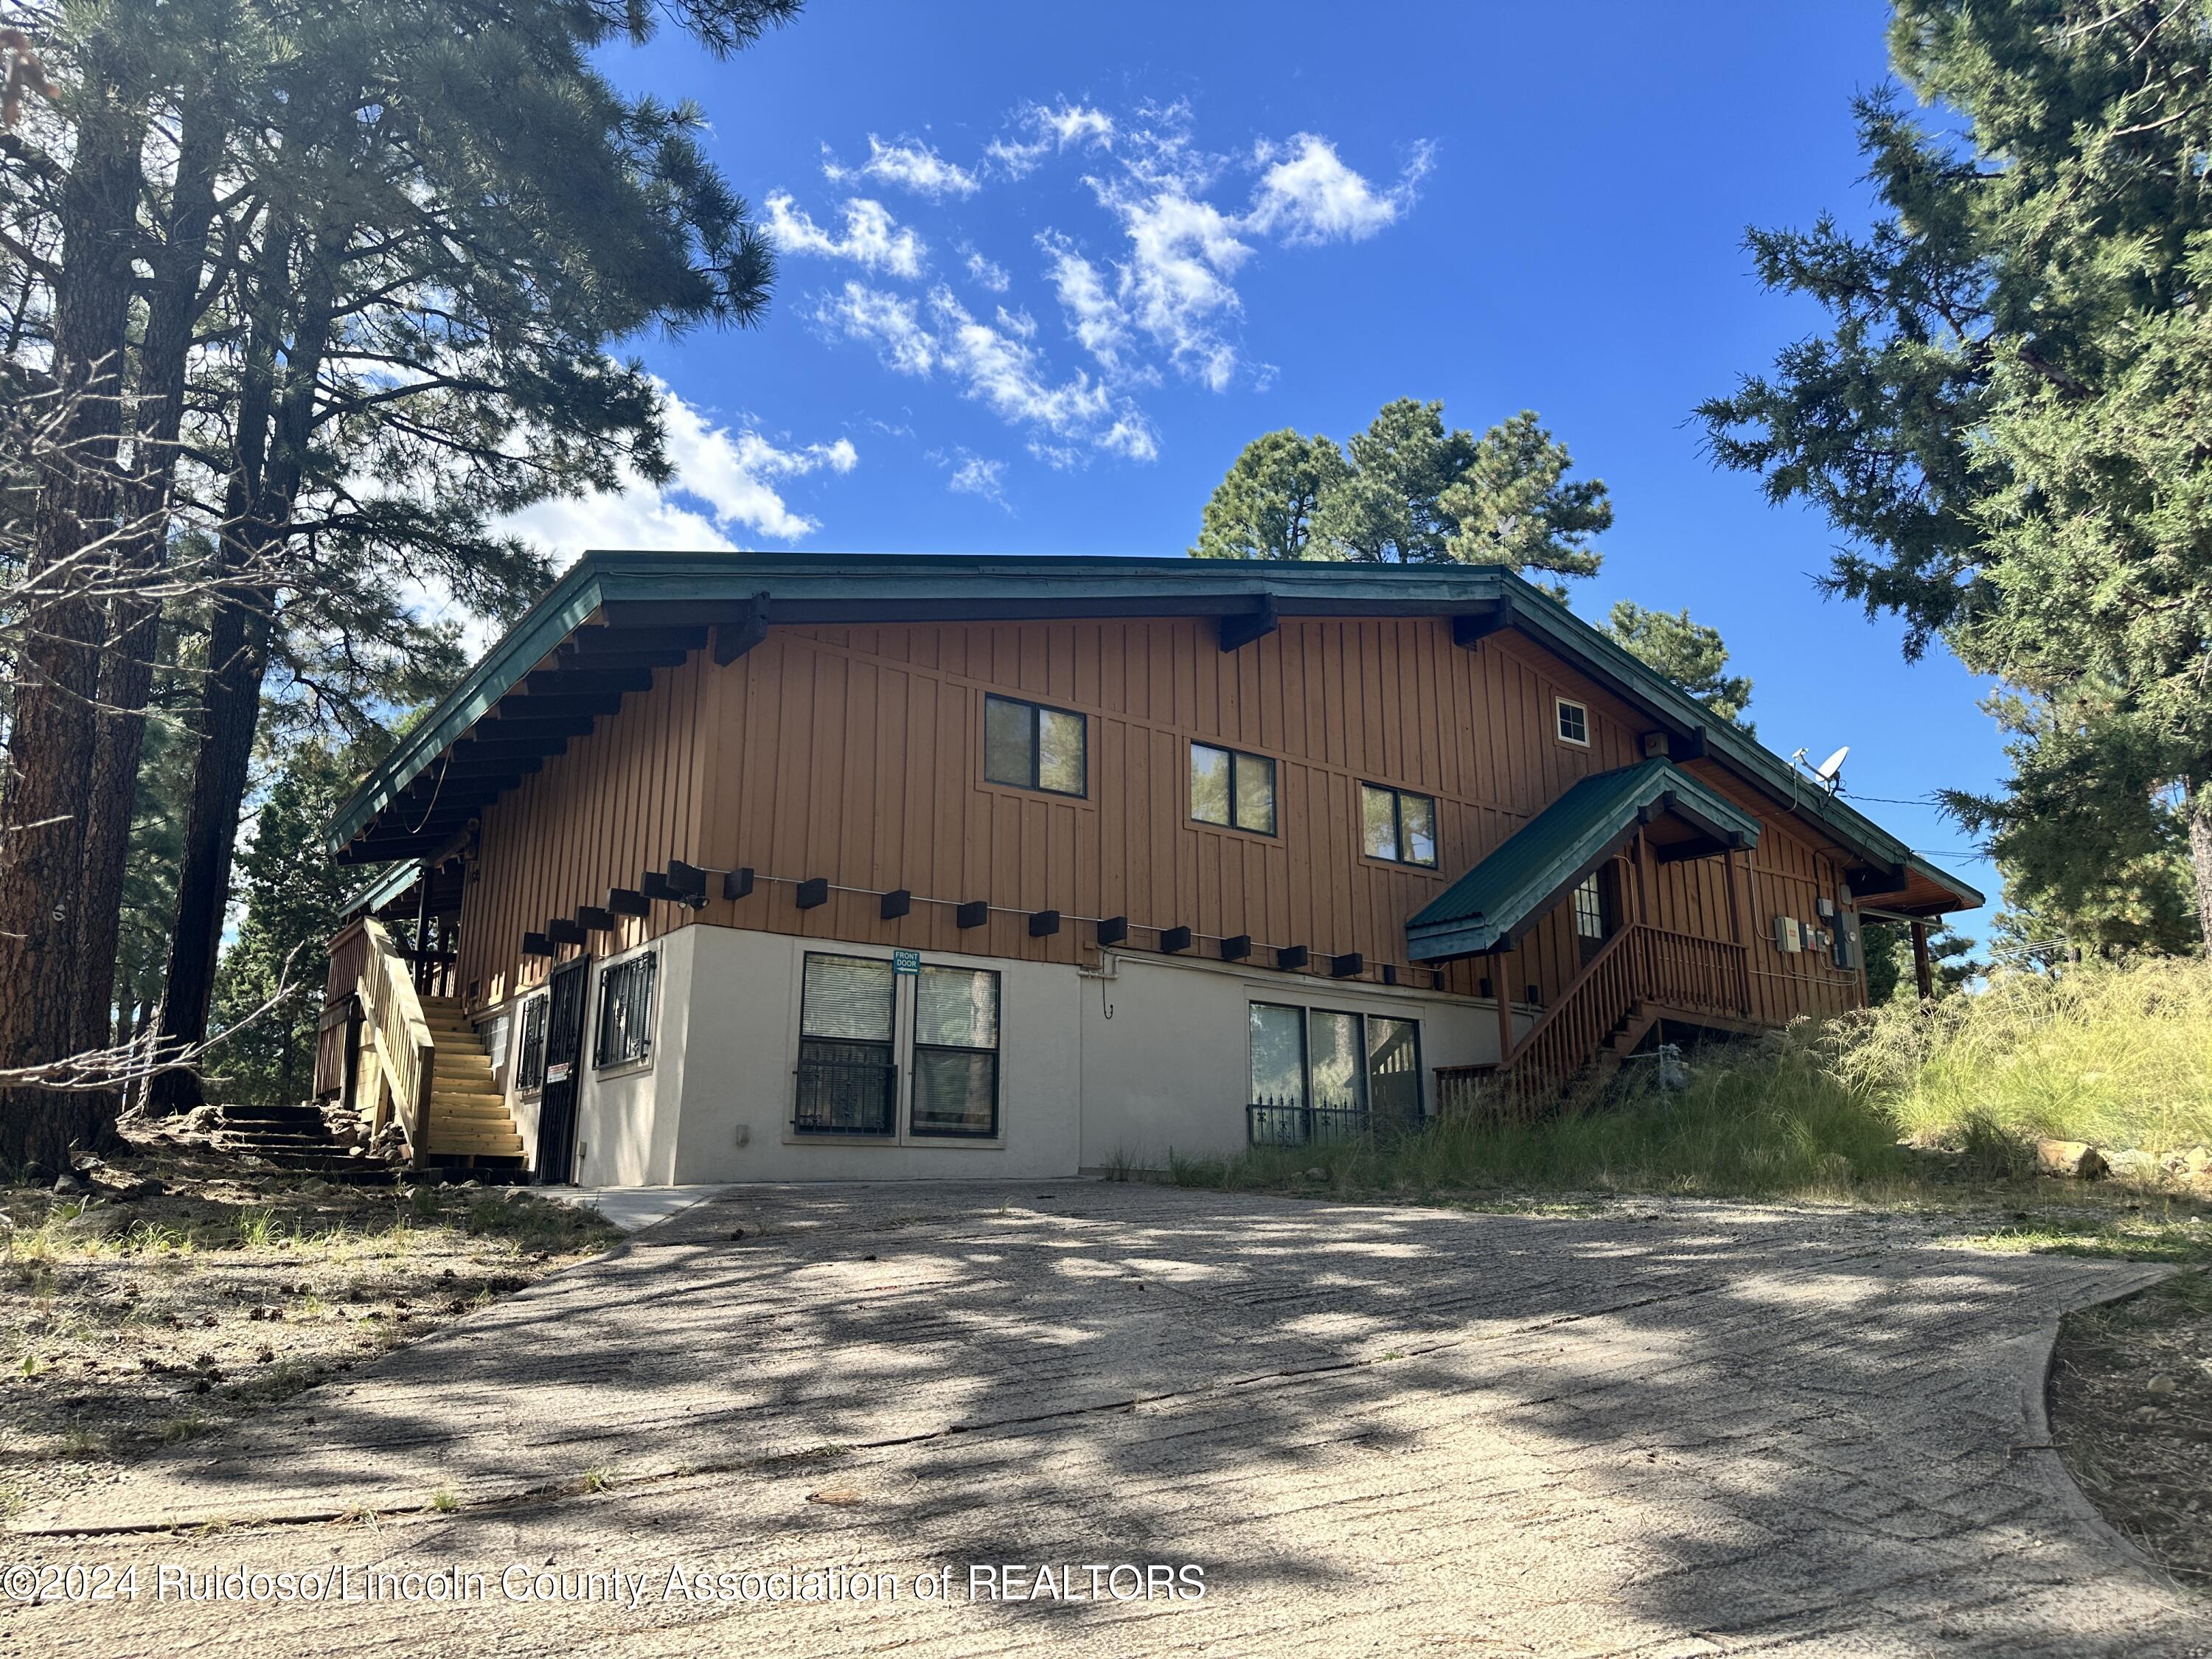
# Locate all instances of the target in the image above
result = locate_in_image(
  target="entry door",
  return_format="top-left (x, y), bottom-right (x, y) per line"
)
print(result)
top-left (1367, 1017), bottom-right (1423, 1131)
top-left (533, 956), bottom-right (591, 1184)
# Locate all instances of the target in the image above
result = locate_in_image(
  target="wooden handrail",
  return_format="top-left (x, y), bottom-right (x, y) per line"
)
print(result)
top-left (1438, 924), bottom-right (1752, 1125)
top-left (352, 917), bottom-right (436, 1169)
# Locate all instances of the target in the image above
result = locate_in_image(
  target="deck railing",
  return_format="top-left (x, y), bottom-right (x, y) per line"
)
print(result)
top-left (354, 917), bottom-right (435, 1169)
top-left (1436, 924), bottom-right (1750, 1126)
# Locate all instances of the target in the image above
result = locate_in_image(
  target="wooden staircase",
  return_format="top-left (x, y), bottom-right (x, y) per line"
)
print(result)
top-left (417, 995), bottom-right (526, 1164)
top-left (1436, 923), bottom-right (1756, 1127)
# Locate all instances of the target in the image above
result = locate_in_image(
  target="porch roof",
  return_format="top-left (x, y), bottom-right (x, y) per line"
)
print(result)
top-left (1405, 759), bottom-right (1763, 962)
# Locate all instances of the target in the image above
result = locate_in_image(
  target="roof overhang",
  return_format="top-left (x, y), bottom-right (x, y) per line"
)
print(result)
top-left (1405, 759), bottom-right (1764, 961)
top-left (325, 552), bottom-right (1985, 914)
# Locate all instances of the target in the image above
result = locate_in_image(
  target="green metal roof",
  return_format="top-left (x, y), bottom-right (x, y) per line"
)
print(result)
top-left (1405, 759), bottom-right (1764, 961)
top-left (325, 550), bottom-right (1982, 913)
top-left (338, 860), bottom-right (418, 920)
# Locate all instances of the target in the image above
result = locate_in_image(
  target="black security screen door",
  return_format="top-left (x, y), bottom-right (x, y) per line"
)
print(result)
top-left (533, 956), bottom-right (591, 1184)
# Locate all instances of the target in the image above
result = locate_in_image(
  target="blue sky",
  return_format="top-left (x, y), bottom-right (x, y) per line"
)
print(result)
top-left (512, 0), bottom-right (2003, 941)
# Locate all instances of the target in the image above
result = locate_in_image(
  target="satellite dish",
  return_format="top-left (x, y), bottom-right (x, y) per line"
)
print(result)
top-left (1813, 745), bottom-right (1850, 784)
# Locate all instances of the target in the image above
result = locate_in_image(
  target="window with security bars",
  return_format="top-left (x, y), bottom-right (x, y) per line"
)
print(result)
top-left (515, 995), bottom-right (549, 1093)
top-left (592, 952), bottom-right (657, 1068)
top-left (911, 966), bottom-right (1000, 1137)
top-left (796, 953), bottom-right (897, 1134)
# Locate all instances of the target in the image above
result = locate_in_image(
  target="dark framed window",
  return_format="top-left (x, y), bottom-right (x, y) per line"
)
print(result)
top-left (592, 951), bottom-right (657, 1068)
top-left (1360, 782), bottom-right (1438, 867)
top-left (1248, 1003), bottom-right (1423, 1145)
top-left (1573, 873), bottom-right (1606, 941)
top-left (910, 965), bottom-right (1001, 1137)
top-left (984, 693), bottom-right (1086, 796)
top-left (1191, 742), bottom-right (1276, 835)
top-left (1555, 698), bottom-right (1590, 746)
top-left (796, 953), bottom-right (897, 1134)
top-left (515, 994), bottom-right (549, 1093)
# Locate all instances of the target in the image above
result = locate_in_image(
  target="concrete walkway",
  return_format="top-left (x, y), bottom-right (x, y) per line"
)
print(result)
top-left (8, 1182), bottom-right (2206, 1656)
top-left (549, 1182), bottom-right (732, 1232)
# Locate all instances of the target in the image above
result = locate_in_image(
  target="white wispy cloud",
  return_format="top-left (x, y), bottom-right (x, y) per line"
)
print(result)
top-left (501, 386), bottom-right (856, 559)
top-left (937, 449), bottom-right (1011, 509)
top-left (818, 280), bottom-right (1156, 463)
top-left (824, 135), bottom-right (982, 200)
top-left (776, 102), bottom-right (1426, 466)
top-left (1246, 133), bottom-right (1432, 245)
top-left (987, 102), bottom-right (1117, 177)
top-left (763, 192), bottom-right (928, 278)
top-left (964, 247), bottom-right (1011, 292)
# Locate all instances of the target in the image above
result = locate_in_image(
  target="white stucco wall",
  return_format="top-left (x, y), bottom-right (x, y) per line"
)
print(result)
top-left (470, 922), bottom-right (1532, 1188)
top-left (1074, 950), bottom-right (1519, 1172)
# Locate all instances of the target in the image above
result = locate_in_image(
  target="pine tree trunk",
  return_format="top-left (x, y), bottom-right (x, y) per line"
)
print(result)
top-left (146, 584), bottom-right (279, 1113)
top-left (145, 204), bottom-right (353, 1115)
top-left (72, 98), bottom-right (228, 1071)
top-left (2188, 779), bottom-right (2212, 959)
top-left (0, 58), bottom-right (145, 1172)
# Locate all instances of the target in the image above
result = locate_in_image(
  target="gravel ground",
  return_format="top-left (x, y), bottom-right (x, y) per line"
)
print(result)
top-left (4, 1180), bottom-right (2205, 1657)
top-left (1, 1130), bottom-right (618, 1522)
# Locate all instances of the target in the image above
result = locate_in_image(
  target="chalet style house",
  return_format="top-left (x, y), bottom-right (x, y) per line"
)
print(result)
top-left (316, 552), bottom-right (1978, 1186)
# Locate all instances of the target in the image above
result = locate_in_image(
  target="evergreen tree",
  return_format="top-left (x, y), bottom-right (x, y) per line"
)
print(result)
top-left (1862, 920), bottom-right (1980, 1004)
top-left (1192, 398), bottom-right (1612, 587)
top-left (208, 738), bottom-right (363, 1105)
top-left (1189, 429), bottom-right (1349, 561)
top-left (1601, 602), bottom-right (1753, 729)
top-left (1700, 0), bottom-right (2212, 952)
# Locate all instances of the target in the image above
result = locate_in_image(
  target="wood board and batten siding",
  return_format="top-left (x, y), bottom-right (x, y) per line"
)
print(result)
top-left (457, 613), bottom-right (1868, 1026)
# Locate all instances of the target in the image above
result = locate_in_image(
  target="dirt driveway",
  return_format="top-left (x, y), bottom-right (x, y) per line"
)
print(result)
top-left (6, 1181), bottom-right (2207, 1656)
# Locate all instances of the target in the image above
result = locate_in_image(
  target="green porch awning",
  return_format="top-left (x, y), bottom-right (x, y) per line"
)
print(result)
top-left (1405, 759), bottom-right (1761, 962)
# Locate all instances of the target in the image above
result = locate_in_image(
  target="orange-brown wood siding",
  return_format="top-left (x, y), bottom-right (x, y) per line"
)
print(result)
top-left (456, 616), bottom-right (1867, 1025)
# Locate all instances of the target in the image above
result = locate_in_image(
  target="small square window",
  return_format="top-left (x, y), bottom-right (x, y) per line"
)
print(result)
top-left (1556, 698), bottom-right (1590, 746)
top-left (983, 694), bottom-right (1087, 796)
top-left (1359, 782), bottom-right (1439, 866)
top-left (1191, 742), bottom-right (1276, 835)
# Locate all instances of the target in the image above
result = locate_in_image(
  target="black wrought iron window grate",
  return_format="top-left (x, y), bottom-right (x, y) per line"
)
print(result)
top-left (516, 994), bottom-right (549, 1092)
top-left (593, 951), bottom-right (657, 1068)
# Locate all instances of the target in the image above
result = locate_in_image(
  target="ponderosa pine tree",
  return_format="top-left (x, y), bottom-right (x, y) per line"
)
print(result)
top-left (1601, 602), bottom-right (1753, 730)
top-left (1192, 399), bottom-right (1612, 585)
top-left (1700, 0), bottom-right (2212, 953)
top-left (0, 0), bottom-right (804, 1161)
top-left (146, 0), bottom-right (800, 1111)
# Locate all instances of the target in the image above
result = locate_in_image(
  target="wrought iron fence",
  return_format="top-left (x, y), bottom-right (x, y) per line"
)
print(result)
top-left (1246, 1096), bottom-right (1371, 1148)
top-left (793, 1058), bottom-right (898, 1135)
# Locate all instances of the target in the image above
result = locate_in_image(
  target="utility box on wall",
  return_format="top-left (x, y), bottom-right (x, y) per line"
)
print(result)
top-left (1773, 914), bottom-right (1803, 953)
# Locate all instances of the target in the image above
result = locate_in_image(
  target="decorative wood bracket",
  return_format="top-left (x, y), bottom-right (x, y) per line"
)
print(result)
top-left (1451, 602), bottom-right (1509, 649)
top-left (712, 594), bottom-right (771, 666)
top-left (1217, 594), bottom-right (1279, 653)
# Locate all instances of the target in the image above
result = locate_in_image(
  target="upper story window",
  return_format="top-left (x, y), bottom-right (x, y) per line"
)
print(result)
top-left (592, 950), bottom-right (657, 1069)
top-left (1190, 742), bottom-right (1276, 835)
top-left (1360, 782), bottom-right (1438, 867)
top-left (984, 694), bottom-right (1086, 796)
top-left (1555, 698), bottom-right (1590, 747)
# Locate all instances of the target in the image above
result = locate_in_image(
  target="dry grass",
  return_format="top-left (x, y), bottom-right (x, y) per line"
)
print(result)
top-left (0, 1129), bottom-right (619, 1521)
top-left (1165, 959), bottom-right (2212, 1264)
top-left (1839, 956), bottom-right (2212, 1156)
